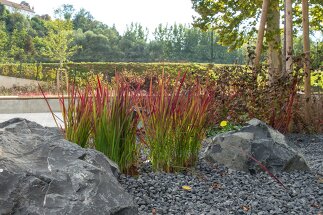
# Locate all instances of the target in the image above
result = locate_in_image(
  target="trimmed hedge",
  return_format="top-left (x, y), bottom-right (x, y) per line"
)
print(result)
top-left (1, 62), bottom-right (321, 133)
top-left (1, 62), bottom-right (320, 91)
top-left (0, 62), bottom-right (242, 82)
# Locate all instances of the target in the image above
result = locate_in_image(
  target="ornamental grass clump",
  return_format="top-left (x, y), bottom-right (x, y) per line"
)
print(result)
top-left (59, 85), bottom-right (93, 148)
top-left (39, 83), bottom-right (93, 147)
top-left (92, 75), bottom-right (139, 174)
top-left (137, 72), bottom-right (211, 172)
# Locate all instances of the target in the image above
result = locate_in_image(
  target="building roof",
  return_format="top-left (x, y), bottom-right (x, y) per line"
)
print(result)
top-left (0, 0), bottom-right (34, 13)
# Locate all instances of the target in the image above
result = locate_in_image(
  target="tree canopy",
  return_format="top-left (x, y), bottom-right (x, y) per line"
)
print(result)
top-left (37, 19), bottom-right (79, 65)
top-left (0, 3), bottom-right (243, 64)
top-left (191, 0), bottom-right (323, 79)
top-left (191, 0), bottom-right (322, 50)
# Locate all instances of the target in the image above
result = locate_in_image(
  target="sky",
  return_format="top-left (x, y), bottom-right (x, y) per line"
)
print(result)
top-left (11, 0), bottom-right (198, 34)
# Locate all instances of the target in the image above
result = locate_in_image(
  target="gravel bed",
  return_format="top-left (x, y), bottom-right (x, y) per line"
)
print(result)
top-left (118, 134), bottom-right (323, 214)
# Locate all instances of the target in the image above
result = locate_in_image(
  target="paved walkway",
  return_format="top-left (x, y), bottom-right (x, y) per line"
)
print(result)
top-left (0, 112), bottom-right (63, 128)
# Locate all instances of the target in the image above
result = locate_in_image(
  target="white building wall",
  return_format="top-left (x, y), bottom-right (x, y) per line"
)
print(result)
top-left (2, 5), bottom-right (35, 17)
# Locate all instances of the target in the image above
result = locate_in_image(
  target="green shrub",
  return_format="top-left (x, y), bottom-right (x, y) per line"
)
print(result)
top-left (311, 70), bottom-right (323, 91)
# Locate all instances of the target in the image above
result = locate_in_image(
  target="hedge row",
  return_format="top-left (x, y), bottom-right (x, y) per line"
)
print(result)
top-left (0, 62), bottom-right (321, 90)
top-left (0, 62), bottom-right (242, 82)
top-left (1, 62), bottom-right (321, 132)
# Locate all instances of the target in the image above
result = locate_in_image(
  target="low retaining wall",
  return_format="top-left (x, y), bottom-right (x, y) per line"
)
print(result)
top-left (0, 96), bottom-right (65, 113)
top-left (0, 75), bottom-right (45, 88)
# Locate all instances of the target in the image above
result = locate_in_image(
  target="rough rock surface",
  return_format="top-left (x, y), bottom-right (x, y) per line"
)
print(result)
top-left (203, 118), bottom-right (310, 174)
top-left (0, 118), bottom-right (137, 215)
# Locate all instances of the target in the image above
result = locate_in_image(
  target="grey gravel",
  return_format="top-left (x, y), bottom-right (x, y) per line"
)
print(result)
top-left (118, 134), bottom-right (323, 215)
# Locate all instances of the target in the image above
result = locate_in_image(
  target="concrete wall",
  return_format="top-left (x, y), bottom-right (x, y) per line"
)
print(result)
top-left (0, 97), bottom-right (66, 113)
top-left (0, 75), bottom-right (44, 88)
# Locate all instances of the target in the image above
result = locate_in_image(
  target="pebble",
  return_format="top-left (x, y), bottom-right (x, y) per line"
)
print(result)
top-left (118, 134), bottom-right (323, 214)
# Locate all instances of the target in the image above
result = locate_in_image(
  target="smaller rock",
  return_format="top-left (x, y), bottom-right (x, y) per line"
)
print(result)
top-left (203, 119), bottom-right (310, 174)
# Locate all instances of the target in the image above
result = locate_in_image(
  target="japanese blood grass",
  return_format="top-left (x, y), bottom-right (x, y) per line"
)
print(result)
top-left (38, 83), bottom-right (93, 148)
top-left (59, 85), bottom-right (93, 148)
top-left (92, 75), bottom-right (140, 174)
top-left (137, 72), bottom-right (211, 172)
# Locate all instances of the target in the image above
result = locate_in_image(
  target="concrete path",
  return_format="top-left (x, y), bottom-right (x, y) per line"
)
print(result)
top-left (0, 112), bottom-right (63, 128)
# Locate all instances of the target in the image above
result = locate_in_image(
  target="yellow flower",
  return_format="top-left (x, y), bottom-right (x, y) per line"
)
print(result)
top-left (220, 120), bottom-right (228, 127)
top-left (182, 185), bottom-right (192, 191)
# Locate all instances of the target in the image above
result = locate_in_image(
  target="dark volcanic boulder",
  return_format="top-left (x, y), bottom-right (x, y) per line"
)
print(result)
top-left (203, 119), bottom-right (310, 174)
top-left (0, 118), bottom-right (137, 215)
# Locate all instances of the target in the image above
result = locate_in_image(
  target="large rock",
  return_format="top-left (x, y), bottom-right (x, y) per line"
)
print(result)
top-left (203, 119), bottom-right (310, 174)
top-left (0, 118), bottom-right (137, 215)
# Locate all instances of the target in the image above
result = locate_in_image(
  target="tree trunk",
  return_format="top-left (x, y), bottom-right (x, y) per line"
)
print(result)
top-left (266, 0), bottom-right (282, 84)
top-left (282, 0), bottom-right (286, 74)
top-left (302, 0), bottom-right (311, 123)
top-left (285, 0), bottom-right (293, 76)
top-left (57, 61), bottom-right (63, 93)
top-left (254, 0), bottom-right (270, 68)
top-left (56, 70), bottom-right (60, 93)
top-left (210, 30), bottom-right (214, 61)
top-left (65, 69), bottom-right (69, 94)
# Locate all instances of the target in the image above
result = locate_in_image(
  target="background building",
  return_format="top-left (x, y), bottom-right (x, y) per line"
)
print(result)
top-left (0, 0), bottom-right (34, 17)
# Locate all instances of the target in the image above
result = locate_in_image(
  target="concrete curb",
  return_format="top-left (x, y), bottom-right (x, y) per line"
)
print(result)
top-left (0, 97), bottom-right (65, 113)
